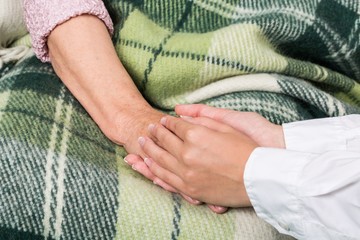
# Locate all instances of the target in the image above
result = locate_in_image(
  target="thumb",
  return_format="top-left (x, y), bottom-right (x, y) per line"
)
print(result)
top-left (175, 104), bottom-right (231, 120)
top-left (175, 104), bottom-right (206, 117)
top-left (176, 105), bottom-right (269, 137)
top-left (180, 116), bottom-right (234, 133)
top-left (176, 104), bottom-right (252, 132)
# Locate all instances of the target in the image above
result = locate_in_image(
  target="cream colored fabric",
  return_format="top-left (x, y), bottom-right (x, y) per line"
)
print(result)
top-left (0, 0), bottom-right (31, 68)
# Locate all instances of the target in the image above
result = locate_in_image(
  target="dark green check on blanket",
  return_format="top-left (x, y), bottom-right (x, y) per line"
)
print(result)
top-left (1, 0), bottom-right (359, 239)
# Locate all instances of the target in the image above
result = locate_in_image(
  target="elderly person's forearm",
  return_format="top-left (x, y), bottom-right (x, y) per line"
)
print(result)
top-left (38, 14), bottom-right (163, 156)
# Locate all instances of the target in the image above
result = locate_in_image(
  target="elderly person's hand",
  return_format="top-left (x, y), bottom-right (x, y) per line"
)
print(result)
top-left (110, 106), bottom-right (165, 156)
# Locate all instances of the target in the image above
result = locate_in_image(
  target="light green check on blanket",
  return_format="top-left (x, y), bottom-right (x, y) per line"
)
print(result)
top-left (0, 0), bottom-right (359, 239)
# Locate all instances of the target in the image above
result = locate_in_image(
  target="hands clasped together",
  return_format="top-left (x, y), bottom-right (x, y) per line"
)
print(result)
top-left (124, 104), bottom-right (285, 213)
top-left (43, 15), bottom-right (285, 214)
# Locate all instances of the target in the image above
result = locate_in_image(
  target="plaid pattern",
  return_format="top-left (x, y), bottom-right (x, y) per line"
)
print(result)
top-left (110, 0), bottom-right (360, 111)
top-left (1, 0), bottom-right (359, 239)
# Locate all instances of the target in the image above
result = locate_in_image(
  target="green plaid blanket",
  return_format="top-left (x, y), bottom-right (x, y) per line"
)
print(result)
top-left (1, 0), bottom-right (359, 239)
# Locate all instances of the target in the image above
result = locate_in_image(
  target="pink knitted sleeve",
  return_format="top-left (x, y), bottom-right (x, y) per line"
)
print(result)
top-left (24, 0), bottom-right (114, 62)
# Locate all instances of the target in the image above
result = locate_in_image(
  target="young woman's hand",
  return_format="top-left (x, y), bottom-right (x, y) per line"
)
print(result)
top-left (124, 104), bottom-right (285, 211)
top-left (124, 153), bottom-right (228, 214)
top-left (136, 116), bottom-right (258, 207)
top-left (175, 104), bottom-right (285, 148)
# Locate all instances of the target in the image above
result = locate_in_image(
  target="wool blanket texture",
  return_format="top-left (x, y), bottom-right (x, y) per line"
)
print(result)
top-left (1, 0), bottom-right (360, 239)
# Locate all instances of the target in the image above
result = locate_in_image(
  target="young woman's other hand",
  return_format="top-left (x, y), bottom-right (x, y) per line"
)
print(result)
top-left (138, 116), bottom-right (258, 207)
top-left (175, 104), bottom-right (285, 149)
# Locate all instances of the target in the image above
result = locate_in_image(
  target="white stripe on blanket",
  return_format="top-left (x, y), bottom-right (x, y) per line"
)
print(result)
top-left (185, 73), bottom-right (281, 103)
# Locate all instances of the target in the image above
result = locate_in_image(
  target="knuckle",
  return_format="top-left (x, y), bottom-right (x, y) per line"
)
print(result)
top-left (184, 128), bottom-right (197, 141)
top-left (152, 124), bottom-right (166, 141)
top-left (171, 119), bottom-right (180, 132)
top-left (183, 169), bottom-right (196, 182)
top-left (181, 149), bottom-right (194, 165)
top-left (141, 139), bottom-right (151, 152)
top-left (184, 128), bottom-right (204, 144)
top-left (151, 123), bottom-right (159, 135)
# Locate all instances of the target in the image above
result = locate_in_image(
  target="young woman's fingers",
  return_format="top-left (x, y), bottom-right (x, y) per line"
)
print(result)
top-left (124, 154), bottom-right (144, 166)
top-left (147, 123), bottom-right (183, 160)
top-left (180, 193), bottom-right (202, 205)
top-left (131, 160), bottom-right (155, 179)
top-left (177, 105), bottom-right (266, 137)
top-left (143, 157), bottom-right (183, 192)
top-left (180, 116), bottom-right (234, 133)
top-left (175, 104), bottom-right (228, 119)
top-left (125, 156), bottom-right (229, 212)
top-left (139, 136), bottom-right (182, 176)
top-left (131, 164), bottom-right (178, 193)
top-left (160, 116), bottom-right (198, 141)
top-left (124, 154), bottom-right (156, 180)
top-left (175, 104), bottom-right (208, 117)
top-left (153, 177), bottom-right (178, 193)
top-left (207, 205), bottom-right (228, 214)
top-left (124, 154), bottom-right (178, 192)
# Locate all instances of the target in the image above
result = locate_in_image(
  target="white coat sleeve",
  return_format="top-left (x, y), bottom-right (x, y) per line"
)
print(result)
top-left (244, 115), bottom-right (360, 240)
top-left (283, 115), bottom-right (360, 153)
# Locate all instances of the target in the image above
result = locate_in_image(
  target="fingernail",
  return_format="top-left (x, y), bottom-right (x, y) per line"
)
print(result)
top-left (188, 196), bottom-right (201, 204)
top-left (123, 157), bottom-right (129, 164)
top-left (183, 195), bottom-right (200, 204)
top-left (144, 158), bottom-right (152, 167)
top-left (160, 117), bottom-right (167, 125)
top-left (179, 115), bottom-right (192, 119)
top-left (132, 164), bottom-right (137, 171)
top-left (148, 124), bottom-right (155, 132)
top-left (138, 137), bottom-right (145, 146)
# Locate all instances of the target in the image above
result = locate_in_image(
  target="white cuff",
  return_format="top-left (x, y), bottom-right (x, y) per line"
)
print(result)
top-left (244, 147), bottom-right (313, 239)
top-left (244, 147), bottom-right (360, 240)
top-left (283, 115), bottom-right (360, 153)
